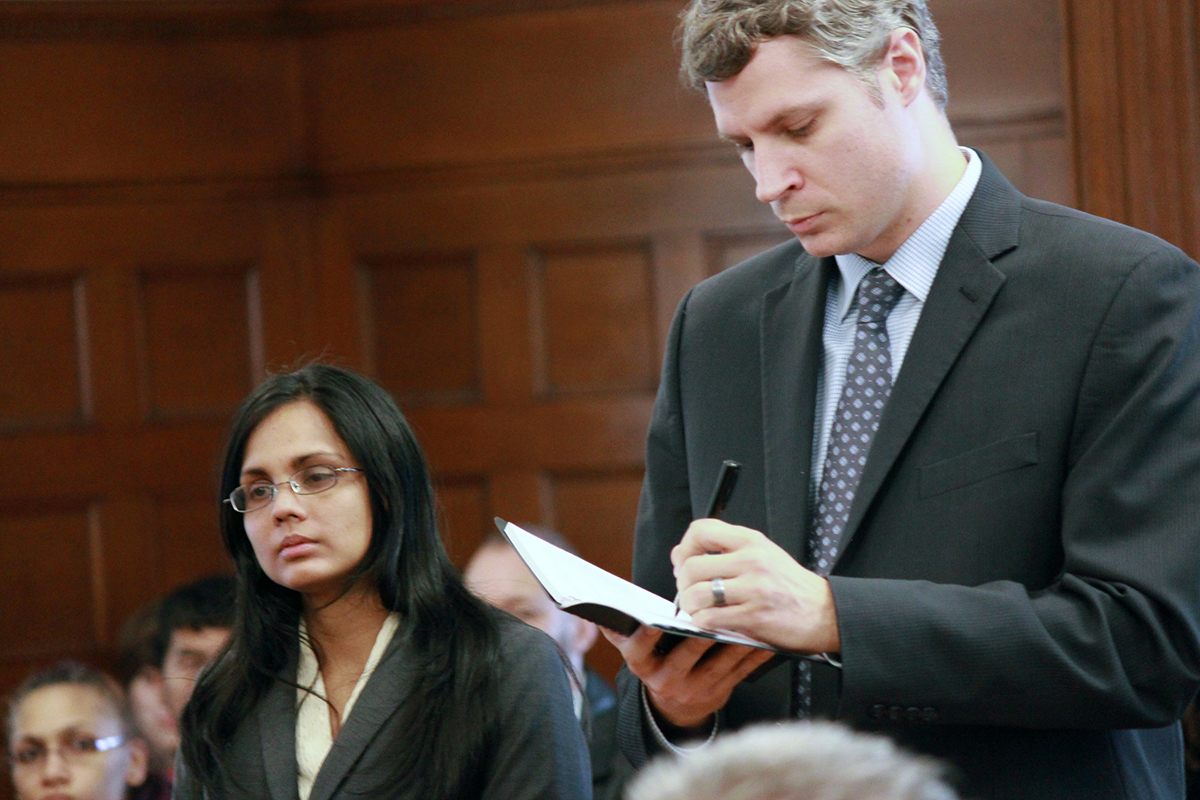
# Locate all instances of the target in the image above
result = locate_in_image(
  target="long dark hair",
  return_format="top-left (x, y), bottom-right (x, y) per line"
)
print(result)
top-left (179, 364), bottom-right (501, 796)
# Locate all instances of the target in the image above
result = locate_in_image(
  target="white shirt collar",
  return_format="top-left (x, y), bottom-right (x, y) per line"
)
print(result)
top-left (832, 147), bottom-right (982, 319)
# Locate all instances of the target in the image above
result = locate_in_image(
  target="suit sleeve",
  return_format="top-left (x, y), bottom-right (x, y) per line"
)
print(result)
top-left (614, 290), bottom-right (704, 767)
top-left (830, 244), bottom-right (1200, 728)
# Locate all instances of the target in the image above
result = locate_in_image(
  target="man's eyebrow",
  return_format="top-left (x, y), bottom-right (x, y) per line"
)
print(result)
top-left (720, 103), bottom-right (824, 141)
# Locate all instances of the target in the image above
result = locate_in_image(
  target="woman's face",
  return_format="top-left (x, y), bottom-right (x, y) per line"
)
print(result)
top-left (239, 400), bottom-right (374, 608)
top-left (8, 683), bottom-right (147, 800)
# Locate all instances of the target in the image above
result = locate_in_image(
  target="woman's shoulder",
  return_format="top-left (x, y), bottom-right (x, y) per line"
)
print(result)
top-left (483, 607), bottom-right (570, 676)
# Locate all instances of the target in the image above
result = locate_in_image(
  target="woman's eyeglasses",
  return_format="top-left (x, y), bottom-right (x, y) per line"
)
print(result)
top-left (225, 465), bottom-right (363, 513)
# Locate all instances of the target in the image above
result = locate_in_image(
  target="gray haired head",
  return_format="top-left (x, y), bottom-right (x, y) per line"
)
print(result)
top-left (680, 0), bottom-right (948, 109)
top-left (626, 721), bottom-right (959, 800)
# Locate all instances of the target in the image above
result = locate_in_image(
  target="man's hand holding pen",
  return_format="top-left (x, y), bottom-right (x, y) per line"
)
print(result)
top-left (604, 459), bottom-right (840, 732)
top-left (670, 519), bottom-right (841, 656)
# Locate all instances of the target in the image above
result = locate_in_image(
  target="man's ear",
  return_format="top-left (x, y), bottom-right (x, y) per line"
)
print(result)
top-left (879, 27), bottom-right (927, 105)
top-left (125, 737), bottom-right (150, 788)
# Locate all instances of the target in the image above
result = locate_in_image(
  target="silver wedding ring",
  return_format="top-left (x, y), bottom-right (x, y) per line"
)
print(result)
top-left (711, 576), bottom-right (727, 607)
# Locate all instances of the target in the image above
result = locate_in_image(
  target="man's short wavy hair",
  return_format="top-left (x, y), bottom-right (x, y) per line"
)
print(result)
top-left (680, 0), bottom-right (948, 109)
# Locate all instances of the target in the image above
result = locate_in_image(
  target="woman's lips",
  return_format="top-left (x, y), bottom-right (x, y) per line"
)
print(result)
top-left (279, 535), bottom-right (317, 560)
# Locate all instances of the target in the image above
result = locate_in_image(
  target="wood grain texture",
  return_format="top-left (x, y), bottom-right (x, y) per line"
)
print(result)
top-left (0, 0), bottom-right (1080, 714)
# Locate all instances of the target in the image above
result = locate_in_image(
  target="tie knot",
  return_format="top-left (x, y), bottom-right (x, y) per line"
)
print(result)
top-left (856, 269), bottom-right (904, 326)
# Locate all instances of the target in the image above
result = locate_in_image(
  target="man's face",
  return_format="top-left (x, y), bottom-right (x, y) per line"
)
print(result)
top-left (463, 543), bottom-right (593, 663)
top-left (708, 35), bottom-right (920, 264)
top-left (160, 626), bottom-right (230, 721)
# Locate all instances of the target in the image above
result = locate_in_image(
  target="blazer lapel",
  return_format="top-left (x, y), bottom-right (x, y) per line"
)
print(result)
top-left (306, 626), bottom-right (414, 800)
top-left (760, 252), bottom-right (832, 559)
top-left (834, 154), bottom-right (1020, 561)
top-left (258, 665), bottom-right (301, 800)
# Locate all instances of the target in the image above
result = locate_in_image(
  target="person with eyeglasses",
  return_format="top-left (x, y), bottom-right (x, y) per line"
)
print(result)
top-left (6, 661), bottom-right (149, 800)
top-left (174, 363), bottom-right (590, 800)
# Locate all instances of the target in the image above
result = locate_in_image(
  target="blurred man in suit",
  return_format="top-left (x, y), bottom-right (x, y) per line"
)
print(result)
top-left (465, 528), bottom-right (634, 800)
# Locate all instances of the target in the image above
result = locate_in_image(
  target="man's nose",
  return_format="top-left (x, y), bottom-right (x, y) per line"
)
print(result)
top-left (40, 749), bottom-right (70, 783)
top-left (752, 145), bottom-right (803, 204)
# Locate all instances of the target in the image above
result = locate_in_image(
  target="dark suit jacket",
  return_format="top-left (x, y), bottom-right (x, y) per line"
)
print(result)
top-left (617, 153), bottom-right (1200, 800)
top-left (175, 615), bottom-right (591, 800)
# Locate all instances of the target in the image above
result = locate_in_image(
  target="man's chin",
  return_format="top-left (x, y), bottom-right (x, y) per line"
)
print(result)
top-left (793, 232), bottom-right (842, 259)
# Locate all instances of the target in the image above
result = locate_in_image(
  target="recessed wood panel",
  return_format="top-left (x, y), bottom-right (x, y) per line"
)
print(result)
top-left (706, 229), bottom-right (794, 276)
top-left (0, 505), bottom-right (97, 657)
top-left (150, 496), bottom-right (232, 593)
top-left (533, 242), bottom-right (656, 395)
top-left (136, 265), bottom-right (261, 420)
top-left (359, 254), bottom-right (481, 406)
top-left (434, 476), bottom-right (488, 568)
top-left (0, 275), bottom-right (88, 429)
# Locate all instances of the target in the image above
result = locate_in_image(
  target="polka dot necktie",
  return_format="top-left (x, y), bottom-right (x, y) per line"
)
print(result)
top-left (798, 267), bottom-right (905, 716)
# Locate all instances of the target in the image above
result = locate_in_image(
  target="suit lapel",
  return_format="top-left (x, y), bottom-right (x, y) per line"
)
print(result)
top-left (259, 664), bottom-right (301, 800)
top-left (760, 251), bottom-right (831, 559)
top-left (306, 626), bottom-right (414, 800)
top-left (834, 154), bottom-right (1020, 562)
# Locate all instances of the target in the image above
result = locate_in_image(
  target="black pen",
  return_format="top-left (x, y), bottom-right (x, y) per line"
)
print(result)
top-left (674, 459), bottom-right (741, 616)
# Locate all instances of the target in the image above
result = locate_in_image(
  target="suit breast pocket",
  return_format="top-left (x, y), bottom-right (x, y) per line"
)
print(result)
top-left (918, 432), bottom-right (1039, 498)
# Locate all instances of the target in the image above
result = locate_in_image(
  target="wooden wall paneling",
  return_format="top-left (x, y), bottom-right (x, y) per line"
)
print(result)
top-left (358, 250), bottom-right (481, 406)
top-left (706, 228), bottom-right (794, 277)
top-left (477, 243), bottom-right (536, 404)
top-left (308, 1), bottom-right (715, 173)
top-left (648, 232), bottom-right (707, 360)
top-left (0, 36), bottom-right (305, 184)
top-left (149, 495), bottom-right (232, 590)
top-left (530, 239), bottom-right (658, 396)
top-left (0, 272), bottom-right (88, 429)
top-left (435, 475), bottom-right (491, 567)
top-left (134, 262), bottom-right (262, 420)
top-left (250, 198), bottom-right (317, 373)
top-left (1064, 0), bottom-right (1200, 257)
top-left (0, 502), bottom-right (101, 658)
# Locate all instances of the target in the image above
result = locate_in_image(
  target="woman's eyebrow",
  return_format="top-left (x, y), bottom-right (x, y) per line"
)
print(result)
top-left (240, 451), bottom-right (344, 479)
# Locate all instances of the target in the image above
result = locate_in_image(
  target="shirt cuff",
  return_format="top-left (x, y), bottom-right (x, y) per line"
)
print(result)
top-left (640, 682), bottom-right (719, 757)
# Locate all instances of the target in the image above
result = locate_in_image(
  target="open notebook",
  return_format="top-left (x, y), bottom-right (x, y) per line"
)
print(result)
top-left (495, 517), bottom-right (781, 653)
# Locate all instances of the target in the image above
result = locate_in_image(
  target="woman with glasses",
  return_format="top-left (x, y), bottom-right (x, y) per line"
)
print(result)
top-left (175, 364), bottom-right (589, 800)
top-left (6, 661), bottom-right (149, 800)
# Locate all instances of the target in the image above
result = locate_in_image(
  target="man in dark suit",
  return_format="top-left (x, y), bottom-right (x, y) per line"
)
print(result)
top-left (604, 2), bottom-right (1200, 798)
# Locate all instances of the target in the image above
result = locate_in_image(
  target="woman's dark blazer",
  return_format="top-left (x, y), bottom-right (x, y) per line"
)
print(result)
top-left (175, 615), bottom-right (591, 800)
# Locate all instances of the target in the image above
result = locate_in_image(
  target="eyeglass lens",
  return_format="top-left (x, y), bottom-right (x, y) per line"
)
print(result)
top-left (11, 734), bottom-right (124, 768)
top-left (230, 465), bottom-right (351, 512)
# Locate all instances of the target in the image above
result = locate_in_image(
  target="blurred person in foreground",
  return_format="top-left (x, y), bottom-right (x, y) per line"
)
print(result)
top-left (6, 661), bottom-right (148, 800)
top-left (152, 575), bottom-right (234, 727)
top-left (175, 364), bottom-right (589, 800)
top-left (465, 527), bottom-right (635, 800)
top-left (604, 1), bottom-right (1200, 798)
top-left (113, 575), bottom-right (234, 798)
top-left (625, 721), bottom-right (957, 800)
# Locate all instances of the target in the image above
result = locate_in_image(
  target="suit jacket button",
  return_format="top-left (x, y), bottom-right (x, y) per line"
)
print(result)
top-left (871, 704), bottom-right (885, 719)
top-left (887, 706), bottom-right (903, 721)
top-left (905, 707), bottom-right (922, 721)
top-left (921, 707), bottom-right (938, 722)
